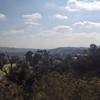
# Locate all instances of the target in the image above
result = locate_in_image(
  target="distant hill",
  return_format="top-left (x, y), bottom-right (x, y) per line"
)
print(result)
top-left (0, 47), bottom-right (87, 56)
top-left (0, 47), bottom-right (37, 56)
top-left (49, 47), bottom-right (87, 55)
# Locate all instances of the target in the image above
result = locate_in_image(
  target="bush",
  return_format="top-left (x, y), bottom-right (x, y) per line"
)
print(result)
top-left (0, 80), bottom-right (23, 100)
top-left (33, 72), bottom-right (100, 100)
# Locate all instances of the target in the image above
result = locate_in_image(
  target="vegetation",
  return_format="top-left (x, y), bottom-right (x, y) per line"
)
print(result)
top-left (0, 44), bottom-right (100, 100)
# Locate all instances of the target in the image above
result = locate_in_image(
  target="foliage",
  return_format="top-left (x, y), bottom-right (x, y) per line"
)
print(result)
top-left (0, 44), bottom-right (100, 99)
top-left (0, 80), bottom-right (23, 100)
top-left (33, 72), bottom-right (100, 100)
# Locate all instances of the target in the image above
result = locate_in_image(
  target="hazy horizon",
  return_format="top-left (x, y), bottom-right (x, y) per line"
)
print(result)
top-left (0, 45), bottom-right (89, 49)
top-left (0, 0), bottom-right (100, 48)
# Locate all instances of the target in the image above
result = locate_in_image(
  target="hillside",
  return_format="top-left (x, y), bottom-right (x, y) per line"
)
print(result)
top-left (0, 47), bottom-right (87, 56)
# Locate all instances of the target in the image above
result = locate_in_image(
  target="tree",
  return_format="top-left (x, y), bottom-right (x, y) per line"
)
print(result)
top-left (89, 44), bottom-right (97, 53)
top-left (25, 51), bottom-right (33, 65)
top-left (0, 53), bottom-right (7, 68)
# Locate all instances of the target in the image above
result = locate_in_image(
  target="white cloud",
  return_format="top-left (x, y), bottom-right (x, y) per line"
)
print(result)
top-left (73, 21), bottom-right (100, 33)
top-left (0, 13), bottom-right (7, 21)
top-left (36, 25), bottom-right (72, 38)
top-left (65, 0), bottom-right (100, 11)
top-left (0, 29), bottom-right (25, 37)
top-left (61, 32), bottom-right (100, 47)
top-left (54, 14), bottom-right (68, 20)
top-left (1, 24), bottom-right (100, 48)
top-left (74, 21), bottom-right (100, 28)
top-left (53, 25), bottom-right (72, 33)
top-left (22, 13), bottom-right (42, 25)
top-left (35, 26), bottom-right (100, 48)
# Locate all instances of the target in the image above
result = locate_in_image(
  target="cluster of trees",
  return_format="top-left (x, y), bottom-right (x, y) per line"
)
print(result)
top-left (72, 44), bottom-right (100, 77)
top-left (0, 44), bottom-right (100, 100)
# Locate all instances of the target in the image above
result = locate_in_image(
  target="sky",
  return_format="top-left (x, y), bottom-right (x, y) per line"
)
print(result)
top-left (0, 0), bottom-right (100, 49)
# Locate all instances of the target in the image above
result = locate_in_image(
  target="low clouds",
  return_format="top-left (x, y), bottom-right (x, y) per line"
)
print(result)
top-left (53, 25), bottom-right (72, 33)
top-left (0, 13), bottom-right (7, 21)
top-left (54, 14), bottom-right (68, 20)
top-left (1, 21), bottom-right (100, 48)
top-left (36, 25), bottom-right (72, 39)
top-left (0, 29), bottom-right (25, 38)
top-left (35, 20), bottom-right (100, 48)
top-left (65, 0), bottom-right (100, 11)
top-left (22, 13), bottom-right (42, 25)
top-left (73, 21), bottom-right (100, 33)
top-left (34, 24), bottom-right (100, 48)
